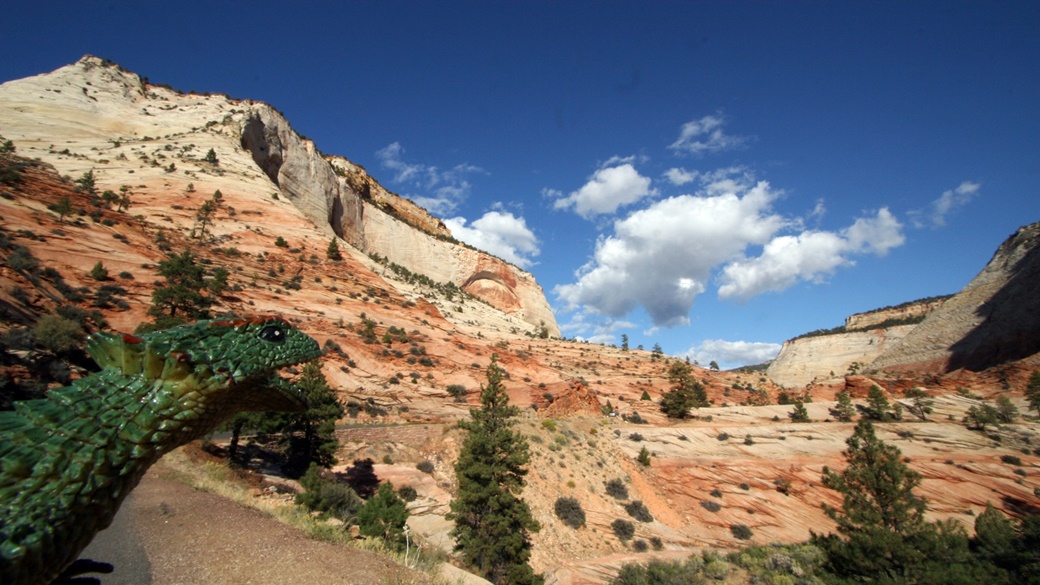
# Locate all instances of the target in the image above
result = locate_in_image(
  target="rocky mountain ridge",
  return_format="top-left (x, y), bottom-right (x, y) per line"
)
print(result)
top-left (0, 55), bottom-right (557, 336)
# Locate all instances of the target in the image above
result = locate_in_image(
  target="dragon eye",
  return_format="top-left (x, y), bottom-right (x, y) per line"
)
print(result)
top-left (258, 325), bottom-right (286, 343)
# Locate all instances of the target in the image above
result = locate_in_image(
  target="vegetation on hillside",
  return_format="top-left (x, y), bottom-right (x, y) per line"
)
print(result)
top-left (449, 355), bottom-right (542, 585)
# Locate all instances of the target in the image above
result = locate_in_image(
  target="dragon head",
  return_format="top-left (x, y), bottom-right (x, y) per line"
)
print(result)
top-left (87, 316), bottom-right (323, 417)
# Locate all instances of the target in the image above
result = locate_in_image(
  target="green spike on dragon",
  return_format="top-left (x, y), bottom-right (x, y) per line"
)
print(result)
top-left (0, 316), bottom-right (322, 584)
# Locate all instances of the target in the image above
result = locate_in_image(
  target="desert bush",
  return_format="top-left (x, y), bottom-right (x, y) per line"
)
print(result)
top-left (554, 497), bottom-right (586, 528)
top-left (33, 314), bottom-right (84, 353)
top-left (700, 500), bottom-right (722, 513)
top-left (710, 488), bottom-right (723, 498)
top-left (611, 518), bottom-right (635, 541)
top-left (625, 500), bottom-right (654, 523)
top-left (605, 478), bottom-right (629, 500)
top-left (730, 524), bottom-right (753, 540)
top-left (1001, 455), bottom-right (1023, 466)
top-left (628, 432), bottom-right (644, 442)
top-left (397, 485), bottom-right (418, 502)
top-left (296, 464), bottom-right (363, 521)
top-left (632, 539), bottom-right (648, 552)
top-left (416, 460), bottom-right (435, 474)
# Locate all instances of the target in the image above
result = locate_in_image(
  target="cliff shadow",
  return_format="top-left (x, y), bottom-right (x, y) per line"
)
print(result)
top-left (946, 228), bottom-right (1040, 373)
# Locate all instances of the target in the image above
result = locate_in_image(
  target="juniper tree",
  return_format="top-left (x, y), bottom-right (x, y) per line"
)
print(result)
top-left (449, 355), bottom-right (542, 585)
top-left (833, 389), bottom-right (857, 422)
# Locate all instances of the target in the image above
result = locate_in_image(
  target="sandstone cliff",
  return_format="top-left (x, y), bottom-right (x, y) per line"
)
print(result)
top-left (0, 55), bottom-right (558, 336)
top-left (870, 222), bottom-right (1040, 373)
top-left (766, 325), bottom-right (916, 388)
top-left (766, 298), bottom-right (946, 388)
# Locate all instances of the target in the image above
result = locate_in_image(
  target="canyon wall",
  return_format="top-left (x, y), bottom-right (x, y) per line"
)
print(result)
top-left (766, 325), bottom-right (916, 388)
top-left (870, 222), bottom-right (1040, 373)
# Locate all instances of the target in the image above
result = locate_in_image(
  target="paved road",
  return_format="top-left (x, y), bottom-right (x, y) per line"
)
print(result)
top-left (64, 464), bottom-right (435, 584)
top-left (80, 491), bottom-right (152, 584)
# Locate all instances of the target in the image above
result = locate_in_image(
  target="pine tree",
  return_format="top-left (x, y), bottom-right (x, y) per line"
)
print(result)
top-left (326, 237), bottom-right (342, 260)
top-left (449, 355), bottom-right (542, 585)
top-left (659, 360), bottom-right (708, 418)
top-left (903, 387), bottom-right (935, 421)
top-left (358, 481), bottom-right (409, 550)
top-left (1025, 371), bottom-right (1040, 416)
top-left (865, 385), bottom-right (894, 421)
top-left (811, 420), bottom-right (988, 582)
top-left (995, 396), bottom-right (1019, 424)
top-left (148, 249), bottom-right (211, 323)
top-left (789, 401), bottom-right (810, 423)
top-left (53, 195), bottom-right (73, 223)
top-left (833, 389), bottom-right (857, 422)
top-left (273, 360), bottom-right (345, 477)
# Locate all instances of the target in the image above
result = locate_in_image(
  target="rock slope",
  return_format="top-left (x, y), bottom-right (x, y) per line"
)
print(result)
top-left (0, 55), bottom-right (558, 336)
top-left (871, 222), bottom-right (1040, 373)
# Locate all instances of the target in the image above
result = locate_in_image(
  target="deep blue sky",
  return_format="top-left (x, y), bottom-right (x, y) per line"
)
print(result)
top-left (4, 1), bottom-right (1039, 367)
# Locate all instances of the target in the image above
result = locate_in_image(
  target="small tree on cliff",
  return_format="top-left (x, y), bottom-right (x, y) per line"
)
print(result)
top-left (449, 354), bottom-right (542, 585)
top-left (832, 389), bottom-right (857, 422)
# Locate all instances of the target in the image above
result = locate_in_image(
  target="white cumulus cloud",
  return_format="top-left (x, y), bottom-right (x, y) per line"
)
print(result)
top-left (684, 339), bottom-right (783, 369)
top-left (669, 114), bottom-right (748, 155)
top-left (556, 168), bottom-right (907, 326)
top-left (553, 163), bottom-right (654, 218)
top-left (555, 175), bottom-right (787, 326)
top-left (375, 142), bottom-right (484, 216)
top-left (717, 208), bottom-right (905, 301)
top-left (444, 211), bottom-right (539, 268)
top-left (909, 181), bottom-right (982, 228)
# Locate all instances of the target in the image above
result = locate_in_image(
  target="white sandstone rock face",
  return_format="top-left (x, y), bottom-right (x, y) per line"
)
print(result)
top-left (0, 55), bottom-right (559, 336)
top-left (870, 222), bottom-right (1040, 373)
top-left (766, 325), bottom-right (916, 388)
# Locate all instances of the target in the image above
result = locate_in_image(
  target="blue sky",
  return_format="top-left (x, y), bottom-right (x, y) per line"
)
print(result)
top-left (4, 2), bottom-right (1039, 368)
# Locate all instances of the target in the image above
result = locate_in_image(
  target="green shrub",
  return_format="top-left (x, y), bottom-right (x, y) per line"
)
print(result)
top-left (554, 497), bottom-right (586, 528)
top-left (397, 485), bottom-right (418, 502)
top-left (605, 478), bottom-right (629, 500)
top-left (611, 518), bottom-right (635, 541)
top-left (625, 500), bottom-right (654, 523)
top-left (730, 524), bottom-right (753, 540)
top-left (700, 500), bottom-right (722, 513)
top-left (610, 558), bottom-right (704, 585)
top-left (33, 314), bottom-right (84, 353)
top-left (416, 460), bottom-right (435, 474)
top-left (1001, 454), bottom-right (1023, 466)
top-left (632, 539), bottom-right (648, 552)
top-left (296, 464), bottom-right (363, 521)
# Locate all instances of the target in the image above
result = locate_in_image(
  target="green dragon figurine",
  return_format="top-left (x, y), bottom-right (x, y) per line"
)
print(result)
top-left (0, 316), bottom-right (322, 584)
